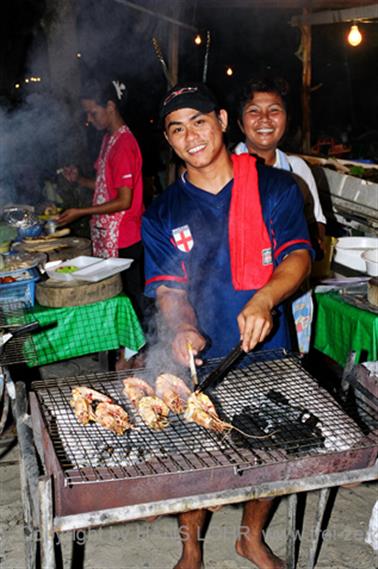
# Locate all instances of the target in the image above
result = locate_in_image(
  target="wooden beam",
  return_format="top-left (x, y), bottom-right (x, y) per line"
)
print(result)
top-left (113, 0), bottom-right (198, 31)
top-left (291, 3), bottom-right (378, 25)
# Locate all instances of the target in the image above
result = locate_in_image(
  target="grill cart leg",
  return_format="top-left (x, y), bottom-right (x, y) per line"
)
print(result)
top-left (39, 475), bottom-right (56, 569)
top-left (286, 493), bottom-right (298, 569)
top-left (0, 369), bottom-right (10, 435)
top-left (70, 529), bottom-right (87, 569)
top-left (306, 487), bottom-right (332, 569)
top-left (12, 381), bottom-right (41, 569)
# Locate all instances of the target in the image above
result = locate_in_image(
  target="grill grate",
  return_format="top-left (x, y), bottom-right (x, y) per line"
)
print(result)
top-left (0, 301), bottom-right (38, 365)
top-left (31, 350), bottom-right (377, 486)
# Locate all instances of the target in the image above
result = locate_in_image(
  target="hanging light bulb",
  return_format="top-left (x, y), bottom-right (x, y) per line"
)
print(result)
top-left (194, 34), bottom-right (202, 45)
top-left (347, 24), bottom-right (362, 47)
top-left (226, 66), bottom-right (233, 77)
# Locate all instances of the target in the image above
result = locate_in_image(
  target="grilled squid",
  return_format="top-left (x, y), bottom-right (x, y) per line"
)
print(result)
top-left (70, 386), bottom-right (132, 435)
top-left (137, 396), bottom-right (170, 430)
top-left (155, 373), bottom-right (191, 414)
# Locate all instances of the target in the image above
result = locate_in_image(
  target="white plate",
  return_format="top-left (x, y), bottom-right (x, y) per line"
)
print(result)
top-left (74, 258), bottom-right (134, 282)
top-left (47, 256), bottom-right (103, 281)
top-left (334, 237), bottom-right (378, 272)
top-left (334, 248), bottom-right (366, 272)
top-left (336, 237), bottom-right (378, 250)
top-left (362, 249), bottom-right (378, 277)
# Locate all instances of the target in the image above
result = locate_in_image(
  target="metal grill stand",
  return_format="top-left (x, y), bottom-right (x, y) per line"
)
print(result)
top-left (14, 352), bottom-right (378, 569)
top-left (0, 301), bottom-right (39, 436)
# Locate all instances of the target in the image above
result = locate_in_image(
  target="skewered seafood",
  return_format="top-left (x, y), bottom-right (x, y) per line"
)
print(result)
top-left (184, 392), bottom-right (279, 440)
top-left (94, 401), bottom-right (132, 435)
top-left (184, 392), bottom-right (230, 432)
top-left (122, 377), bottom-right (154, 407)
top-left (70, 386), bottom-right (132, 435)
top-left (70, 387), bottom-right (111, 425)
top-left (123, 377), bottom-right (170, 430)
top-left (137, 396), bottom-right (170, 430)
top-left (155, 373), bottom-right (191, 414)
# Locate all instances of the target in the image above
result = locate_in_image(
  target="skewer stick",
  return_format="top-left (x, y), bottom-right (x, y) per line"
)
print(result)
top-left (187, 342), bottom-right (198, 387)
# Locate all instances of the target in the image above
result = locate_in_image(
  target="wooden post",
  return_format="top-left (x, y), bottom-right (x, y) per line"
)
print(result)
top-left (287, 493), bottom-right (298, 569)
top-left (39, 476), bottom-right (56, 569)
top-left (301, 7), bottom-right (312, 154)
top-left (13, 382), bottom-right (41, 569)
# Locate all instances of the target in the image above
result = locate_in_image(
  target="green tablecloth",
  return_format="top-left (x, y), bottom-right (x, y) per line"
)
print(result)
top-left (23, 294), bottom-right (145, 367)
top-left (313, 292), bottom-right (378, 367)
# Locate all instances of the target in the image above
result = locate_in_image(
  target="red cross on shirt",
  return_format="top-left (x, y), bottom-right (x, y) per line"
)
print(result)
top-left (175, 230), bottom-right (193, 252)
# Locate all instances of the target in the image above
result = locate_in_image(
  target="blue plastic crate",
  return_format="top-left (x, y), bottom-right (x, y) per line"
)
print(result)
top-left (0, 268), bottom-right (40, 308)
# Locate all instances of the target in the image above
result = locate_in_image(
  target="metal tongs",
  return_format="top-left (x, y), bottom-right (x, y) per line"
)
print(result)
top-left (195, 341), bottom-right (245, 393)
top-left (0, 321), bottom-right (57, 349)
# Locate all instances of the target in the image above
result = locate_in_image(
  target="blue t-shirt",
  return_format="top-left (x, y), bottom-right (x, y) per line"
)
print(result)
top-left (142, 161), bottom-right (312, 358)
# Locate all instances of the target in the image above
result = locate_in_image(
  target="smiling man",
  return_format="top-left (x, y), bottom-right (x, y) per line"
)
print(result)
top-left (142, 82), bottom-right (313, 569)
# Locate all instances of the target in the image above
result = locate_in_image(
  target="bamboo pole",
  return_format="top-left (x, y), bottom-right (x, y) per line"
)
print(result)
top-left (301, 7), bottom-right (312, 154)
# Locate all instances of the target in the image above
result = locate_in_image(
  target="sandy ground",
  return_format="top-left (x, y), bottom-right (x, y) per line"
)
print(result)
top-left (0, 440), bottom-right (377, 569)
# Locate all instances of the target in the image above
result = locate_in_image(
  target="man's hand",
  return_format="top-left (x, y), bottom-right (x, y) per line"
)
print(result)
top-left (238, 249), bottom-right (311, 353)
top-left (156, 286), bottom-right (206, 366)
top-left (172, 326), bottom-right (207, 367)
top-left (237, 295), bottom-right (274, 353)
top-left (57, 208), bottom-right (83, 226)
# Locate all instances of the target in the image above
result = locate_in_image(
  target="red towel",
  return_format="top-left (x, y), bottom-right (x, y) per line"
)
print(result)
top-left (229, 154), bottom-right (273, 290)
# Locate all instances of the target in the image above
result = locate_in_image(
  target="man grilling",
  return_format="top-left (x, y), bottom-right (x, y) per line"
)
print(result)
top-left (142, 82), bottom-right (313, 569)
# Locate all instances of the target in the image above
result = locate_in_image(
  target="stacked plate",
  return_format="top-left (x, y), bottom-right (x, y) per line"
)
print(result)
top-left (334, 237), bottom-right (378, 276)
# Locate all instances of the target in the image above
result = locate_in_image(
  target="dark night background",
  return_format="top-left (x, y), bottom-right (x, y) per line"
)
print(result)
top-left (0, 0), bottom-right (377, 206)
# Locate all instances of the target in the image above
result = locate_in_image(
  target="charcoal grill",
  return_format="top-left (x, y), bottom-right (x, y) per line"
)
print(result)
top-left (21, 350), bottom-right (378, 568)
top-left (29, 351), bottom-right (377, 513)
top-left (0, 301), bottom-right (39, 436)
top-left (0, 301), bottom-right (38, 366)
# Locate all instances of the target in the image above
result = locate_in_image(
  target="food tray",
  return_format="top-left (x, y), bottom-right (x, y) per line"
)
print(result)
top-left (74, 258), bottom-right (133, 282)
top-left (0, 252), bottom-right (46, 274)
top-left (46, 256), bottom-right (101, 282)
top-left (0, 268), bottom-right (40, 307)
top-left (47, 256), bottom-right (133, 283)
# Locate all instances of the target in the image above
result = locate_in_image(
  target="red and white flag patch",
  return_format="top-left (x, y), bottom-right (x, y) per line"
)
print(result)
top-left (172, 225), bottom-right (194, 252)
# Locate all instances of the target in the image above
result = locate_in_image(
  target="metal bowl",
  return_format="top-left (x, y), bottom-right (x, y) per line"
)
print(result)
top-left (1, 205), bottom-right (35, 228)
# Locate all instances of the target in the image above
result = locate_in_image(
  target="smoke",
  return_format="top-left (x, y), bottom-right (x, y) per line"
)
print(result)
top-left (0, 89), bottom-right (77, 207)
top-left (0, 0), bottom-right (170, 208)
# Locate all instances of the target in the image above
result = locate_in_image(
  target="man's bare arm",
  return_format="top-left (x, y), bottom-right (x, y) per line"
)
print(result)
top-left (238, 249), bottom-right (311, 352)
top-left (156, 286), bottom-right (207, 365)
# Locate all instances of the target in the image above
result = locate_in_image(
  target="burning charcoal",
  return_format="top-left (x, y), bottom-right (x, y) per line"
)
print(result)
top-left (97, 445), bottom-right (114, 461)
top-left (137, 447), bottom-right (145, 459)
